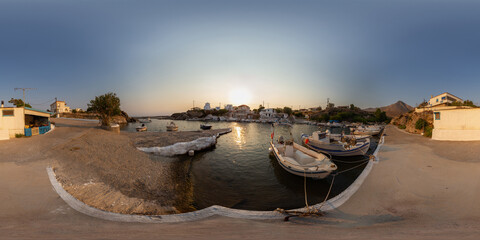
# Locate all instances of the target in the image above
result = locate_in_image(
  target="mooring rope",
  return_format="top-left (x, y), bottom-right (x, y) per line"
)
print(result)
top-left (303, 170), bottom-right (309, 209)
top-left (275, 156), bottom-right (373, 221)
top-left (331, 157), bottom-right (372, 164)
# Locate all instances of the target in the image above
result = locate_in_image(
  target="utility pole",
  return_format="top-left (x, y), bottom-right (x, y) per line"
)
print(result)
top-left (14, 88), bottom-right (35, 108)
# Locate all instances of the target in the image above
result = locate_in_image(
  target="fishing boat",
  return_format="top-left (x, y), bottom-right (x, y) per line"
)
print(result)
top-left (351, 125), bottom-right (382, 136)
top-left (136, 124), bottom-right (147, 132)
top-left (166, 122), bottom-right (178, 131)
top-left (139, 118), bottom-right (152, 123)
top-left (301, 131), bottom-right (370, 157)
top-left (200, 124), bottom-right (212, 130)
top-left (270, 138), bottom-right (337, 179)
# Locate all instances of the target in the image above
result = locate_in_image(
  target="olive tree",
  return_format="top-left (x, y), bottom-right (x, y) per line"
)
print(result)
top-left (88, 92), bottom-right (121, 126)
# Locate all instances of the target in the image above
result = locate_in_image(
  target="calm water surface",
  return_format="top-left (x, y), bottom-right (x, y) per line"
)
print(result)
top-left (123, 120), bottom-right (379, 212)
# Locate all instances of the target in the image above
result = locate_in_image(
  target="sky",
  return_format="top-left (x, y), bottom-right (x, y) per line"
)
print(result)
top-left (1, 0), bottom-right (480, 116)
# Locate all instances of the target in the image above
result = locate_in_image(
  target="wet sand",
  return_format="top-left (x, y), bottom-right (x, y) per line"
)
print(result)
top-left (1, 120), bottom-right (480, 239)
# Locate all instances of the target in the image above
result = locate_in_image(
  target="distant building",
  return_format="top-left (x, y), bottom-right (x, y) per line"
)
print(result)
top-left (215, 106), bottom-right (220, 111)
top-left (0, 106), bottom-right (51, 140)
top-left (233, 105), bottom-right (251, 119)
top-left (50, 100), bottom-right (71, 114)
top-left (260, 108), bottom-right (275, 119)
top-left (428, 92), bottom-right (463, 107)
top-left (225, 104), bottom-right (233, 111)
top-left (204, 102), bottom-right (211, 111)
top-left (432, 108), bottom-right (480, 141)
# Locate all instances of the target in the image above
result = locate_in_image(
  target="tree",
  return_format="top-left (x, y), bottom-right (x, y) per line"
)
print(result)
top-left (283, 107), bottom-right (293, 116)
top-left (275, 108), bottom-right (283, 113)
top-left (9, 98), bottom-right (32, 108)
top-left (374, 108), bottom-right (388, 122)
top-left (88, 92), bottom-right (121, 126)
top-left (258, 105), bottom-right (265, 111)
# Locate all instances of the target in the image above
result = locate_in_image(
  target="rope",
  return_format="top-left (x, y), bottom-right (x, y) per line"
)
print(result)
top-left (317, 174), bottom-right (336, 209)
top-left (334, 159), bottom-right (369, 175)
top-left (331, 158), bottom-right (371, 164)
top-left (303, 170), bottom-right (309, 208)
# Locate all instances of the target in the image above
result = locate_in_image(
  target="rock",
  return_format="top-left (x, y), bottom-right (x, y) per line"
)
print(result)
top-left (391, 111), bottom-right (433, 134)
top-left (171, 112), bottom-right (188, 120)
top-left (121, 111), bottom-right (136, 123)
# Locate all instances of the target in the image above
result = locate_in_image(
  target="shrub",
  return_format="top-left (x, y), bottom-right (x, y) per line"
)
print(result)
top-left (398, 124), bottom-right (406, 129)
top-left (415, 118), bottom-right (427, 130)
top-left (424, 125), bottom-right (433, 138)
top-left (15, 133), bottom-right (24, 138)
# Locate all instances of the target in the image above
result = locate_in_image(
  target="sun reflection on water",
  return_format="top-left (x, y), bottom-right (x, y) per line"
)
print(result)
top-left (233, 125), bottom-right (246, 147)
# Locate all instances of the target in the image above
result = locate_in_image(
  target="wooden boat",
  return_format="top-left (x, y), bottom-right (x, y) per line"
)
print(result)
top-left (200, 124), bottom-right (212, 130)
top-left (166, 122), bottom-right (178, 131)
top-left (270, 139), bottom-right (337, 179)
top-left (301, 131), bottom-right (370, 157)
top-left (136, 124), bottom-right (147, 132)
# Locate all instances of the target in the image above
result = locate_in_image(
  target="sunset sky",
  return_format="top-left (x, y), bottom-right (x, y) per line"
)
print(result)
top-left (1, 0), bottom-right (480, 115)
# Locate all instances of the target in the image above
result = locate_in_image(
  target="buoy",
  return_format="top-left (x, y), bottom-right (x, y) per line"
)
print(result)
top-left (188, 150), bottom-right (194, 156)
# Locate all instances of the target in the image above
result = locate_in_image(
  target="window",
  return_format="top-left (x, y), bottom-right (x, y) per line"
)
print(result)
top-left (2, 110), bottom-right (14, 116)
top-left (434, 112), bottom-right (440, 120)
top-left (436, 99), bottom-right (439, 103)
top-left (442, 96), bottom-right (446, 100)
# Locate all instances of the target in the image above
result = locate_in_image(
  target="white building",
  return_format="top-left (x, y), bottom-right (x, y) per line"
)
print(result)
top-left (260, 108), bottom-right (275, 119)
top-left (0, 106), bottom-right (51, 140)
top-left (204, 102), bottom-right (211, 111)
top-left (428, 92), bottom-right (463, 107)
top-left (50, 100), bottom-right (71, 114)
top-left (432, 108), bottom-right (480, 141)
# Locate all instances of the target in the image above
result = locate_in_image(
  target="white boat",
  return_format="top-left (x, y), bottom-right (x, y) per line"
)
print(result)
top-left (166, 122), bottom-right (178, 131)
top-left (270, 139), bottom-right (337, 179)
top-left (301, 131), bottom-right (370, 157)
top-left (351, 125), bottom-right (382, 136)
top-left (136, 124), bottom-right (147, 132)
top-left (139, 118), bottom-right (152, 123)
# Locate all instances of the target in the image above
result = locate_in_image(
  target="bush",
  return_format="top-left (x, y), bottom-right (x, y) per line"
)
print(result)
top-left (398, 124), bottom-right (406, 129)
top-left (415, 118), bottom-right (427, 130)
top-left (424, 125), bottom-right (433, 138)
top-left (15, 133), bottom-right (24, 138)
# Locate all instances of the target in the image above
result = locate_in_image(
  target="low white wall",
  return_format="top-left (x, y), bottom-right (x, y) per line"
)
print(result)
top-left (0, 130), bottom-right (9, 140)
top-left (432, 129), bottom-right (480, 141)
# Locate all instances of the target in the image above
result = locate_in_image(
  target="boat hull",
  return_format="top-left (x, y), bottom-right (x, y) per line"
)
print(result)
top-left (303, 138), bottom-right (370, 157)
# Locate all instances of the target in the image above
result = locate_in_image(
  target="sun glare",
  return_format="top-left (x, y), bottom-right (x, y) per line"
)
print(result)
top-left (229, 88), bottom-right (252, 105)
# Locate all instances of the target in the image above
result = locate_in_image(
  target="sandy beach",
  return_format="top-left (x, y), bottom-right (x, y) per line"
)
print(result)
top-left (1, 119), bottom-right (480, 239)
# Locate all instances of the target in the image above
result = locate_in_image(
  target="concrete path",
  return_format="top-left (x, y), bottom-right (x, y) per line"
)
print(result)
top-left (1, 121), bottom-right (480, 239)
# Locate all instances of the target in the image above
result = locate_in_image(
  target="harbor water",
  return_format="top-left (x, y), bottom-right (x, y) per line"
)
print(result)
top-left (123, 120), bottom-right (379, 212)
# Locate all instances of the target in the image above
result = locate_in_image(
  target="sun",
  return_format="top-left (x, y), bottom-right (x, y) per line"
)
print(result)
top-left (229, 88), bottom-right (252, 105)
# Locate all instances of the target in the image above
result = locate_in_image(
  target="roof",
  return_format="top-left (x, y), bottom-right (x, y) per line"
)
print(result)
top-left (25, 107), bottom-right (52, 115)
top-left (430, 92), bottom-right (463, 100)
top-left (237, 105), bottom-right (250, 108)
